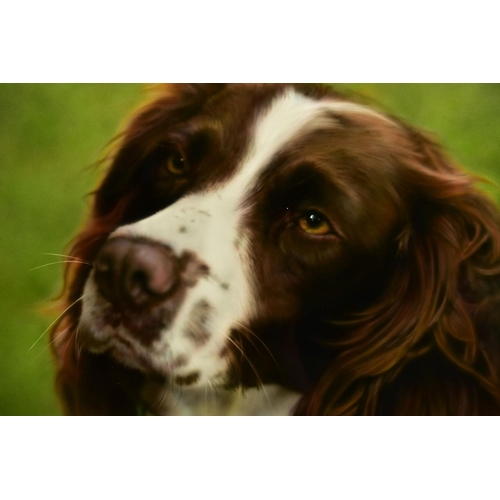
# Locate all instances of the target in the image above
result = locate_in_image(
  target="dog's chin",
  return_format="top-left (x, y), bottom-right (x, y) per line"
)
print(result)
top-left (77, 320), bottom-right (161, 374)
top-left (78, 318), bottom-right (231, 389)
top-left (110, 342), bottom-right (160, 375)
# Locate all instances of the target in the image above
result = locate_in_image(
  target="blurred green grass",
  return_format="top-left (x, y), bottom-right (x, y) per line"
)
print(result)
top-left (0, 84), bottom-right (499, 415)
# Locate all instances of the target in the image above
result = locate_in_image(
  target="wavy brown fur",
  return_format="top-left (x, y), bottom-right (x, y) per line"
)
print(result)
top-left (51, 84), bottom-right (500, 415)
top-left (296, 126), bottom-right (500, 415)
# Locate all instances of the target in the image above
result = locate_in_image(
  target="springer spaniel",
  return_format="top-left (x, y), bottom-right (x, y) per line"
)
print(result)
top-left (51, 84), bottom-right (500, 415)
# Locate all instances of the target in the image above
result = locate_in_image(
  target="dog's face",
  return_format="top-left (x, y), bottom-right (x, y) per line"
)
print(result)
top-left (77, 84), bottom-right (408, 389)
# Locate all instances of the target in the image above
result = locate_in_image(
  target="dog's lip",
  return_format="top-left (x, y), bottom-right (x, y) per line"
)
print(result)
top-left (77, 323), bottom-right (112, 353)
top-left (110, 336), bottom-right (138, 360)
top-left (80, 335), bottom-right (111, 353)
top-left (98, 305), bottom-right (167, 344)
top-left (78, 315), bottom-right (144, 357)
top-left (80, 307), bottom-right (167, 372)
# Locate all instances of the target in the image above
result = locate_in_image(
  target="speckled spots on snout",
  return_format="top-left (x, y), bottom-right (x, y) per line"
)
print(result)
top-left (172, 354), bottom-right (188, 369)
top-left (183, 300), bottom-right (212, 346)
top-left (174, 372), bottom-right (200, 386)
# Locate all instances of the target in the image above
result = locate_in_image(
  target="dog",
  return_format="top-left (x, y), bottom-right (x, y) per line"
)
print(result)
top-left (51, 83), bottom-right (500, 415)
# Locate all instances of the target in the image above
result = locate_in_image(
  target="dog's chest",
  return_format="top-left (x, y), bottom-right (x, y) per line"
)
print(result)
top-left (147, 384), bottom-right (301, 416)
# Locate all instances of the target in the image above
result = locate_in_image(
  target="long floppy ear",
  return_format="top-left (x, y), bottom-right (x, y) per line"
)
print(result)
top-left (50, 84), bottom-right (226, 415)
top-left (297, 126), bottom-right (500, 415)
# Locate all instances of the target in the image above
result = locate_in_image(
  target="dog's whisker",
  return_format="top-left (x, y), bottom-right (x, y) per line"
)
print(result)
top-left (35, 321), bottom-right (75, 359)
top-left (213, 327), bottom-right (272, 410)
top-left (75, 323), bottom-right (83, 359)
top-left (30, 260), bottom-right (91, 272)
top-left (151, 374), bottom-right (170, 414)
top-left (220, 335), bottom-right (274, 414)
top-left (42, 252), bottom-right (90, 264)
top-left (61, 324), bottom-right (77, 365)
top-left (27, 294), bottom-right (87, 353)
top-left (206, 378), bottom-right (216, 411)
top-left (231, 321), bottom-right (278, 367)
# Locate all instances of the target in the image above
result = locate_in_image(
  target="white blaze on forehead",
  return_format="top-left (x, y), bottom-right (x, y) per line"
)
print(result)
top-left (226, 88), bottom-right (333, 195)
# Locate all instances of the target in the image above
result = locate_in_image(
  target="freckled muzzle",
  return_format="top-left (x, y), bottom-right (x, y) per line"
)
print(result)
top-left (77, 190), bottom-right (254, 388)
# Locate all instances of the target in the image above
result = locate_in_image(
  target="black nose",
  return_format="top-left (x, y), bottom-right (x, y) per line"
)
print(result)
top-left (94, 237), bottom-right (177, 308)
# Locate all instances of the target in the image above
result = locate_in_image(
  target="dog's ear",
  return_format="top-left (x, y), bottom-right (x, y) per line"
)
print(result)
top-left (399, 128), bottom-right (500, 398)
top-left (51, 84), bottom-right (225, 415)
top-left (297, 127), bottom-right (500, 415)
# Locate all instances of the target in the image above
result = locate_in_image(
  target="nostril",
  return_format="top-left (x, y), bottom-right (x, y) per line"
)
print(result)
top-left (127, 269), bottom-right (151, 306)
top-left (125, 248), bottom-right (177, 303)
top-left (94, 257), bottom-right (112, 275)
top-left (130, 269), bottom-right (149, 289)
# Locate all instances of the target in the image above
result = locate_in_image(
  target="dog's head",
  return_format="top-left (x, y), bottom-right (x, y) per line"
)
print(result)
top-left (52, 84), bottom-right (500, 415)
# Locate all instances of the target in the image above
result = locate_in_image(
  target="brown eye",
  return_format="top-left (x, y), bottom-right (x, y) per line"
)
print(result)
top-left (298, 211), bottom-right (332, 236)
top-left (166, 151), bottom-right (188, 175)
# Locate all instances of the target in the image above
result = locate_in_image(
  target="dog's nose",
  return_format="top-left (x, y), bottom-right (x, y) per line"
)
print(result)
top-left (94, 237), bottom-right (177, 308)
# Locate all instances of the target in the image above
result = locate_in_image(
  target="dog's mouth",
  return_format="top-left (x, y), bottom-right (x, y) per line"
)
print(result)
top-left (109, 334), bottom-right (162, 374)
top-left (79, 320), bottom-right (180, 381)
top-left (102, 306), bottom-right (170, 344)
top-left (78, 296), bottom-right (176, 370)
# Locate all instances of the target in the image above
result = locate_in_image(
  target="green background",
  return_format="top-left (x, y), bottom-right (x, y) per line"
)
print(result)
top-left (1, 84), bottom-right (499, 415)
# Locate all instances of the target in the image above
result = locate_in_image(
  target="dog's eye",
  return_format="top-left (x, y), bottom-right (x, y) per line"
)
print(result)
top-left (166, 151), bottom-right (188, 175)
top-left (298, 211), bottom-right (332, 236)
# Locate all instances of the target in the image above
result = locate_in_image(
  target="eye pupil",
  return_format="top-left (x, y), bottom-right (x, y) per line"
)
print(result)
top-left (173, 154), bottom-right (184, 168)
top-left (166, 151), bottom-right (188, 175)
top-left (307, 213), bottom-right (322, 228)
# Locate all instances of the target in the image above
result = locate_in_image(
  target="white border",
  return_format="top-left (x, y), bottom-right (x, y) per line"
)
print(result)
top-left (1, 2), bottom-right (499, 82)
top-left (1, 418), bottom-right (498, 499)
